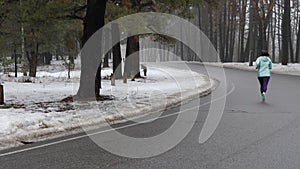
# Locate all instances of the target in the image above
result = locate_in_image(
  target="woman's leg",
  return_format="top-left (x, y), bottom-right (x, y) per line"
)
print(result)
top-left (258, 77), bottom-right (264, 93)
top-left (262, 77), bottom-right (270, 93)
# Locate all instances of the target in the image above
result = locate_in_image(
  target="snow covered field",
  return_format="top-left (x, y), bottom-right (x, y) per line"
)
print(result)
top-left (0, 60), bottom-right (212, 149)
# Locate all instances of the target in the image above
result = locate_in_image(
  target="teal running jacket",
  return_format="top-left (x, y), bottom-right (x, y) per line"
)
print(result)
top-left (256, 56), bottom-right (272, 77)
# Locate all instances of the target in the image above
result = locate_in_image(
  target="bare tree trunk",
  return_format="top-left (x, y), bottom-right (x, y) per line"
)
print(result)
top-left (296, 0), bottom-right (300, 63)
top-left (277, 2), bottom-right (282, 63)
top-left (289, 13), bottom-right (294, 63)
top-left (227, 0), bottom-right (236, 62)
top-left (245, 1), bottom-right (255, 62)
top-left (103, 27), bottom-right (110, 68)
top-left (77, 0), bottom-right (107, 98)
top-left (0, 84), bottom-right (4, 104)
top-left (281, 0), bottom-right (290, 65)
top-left (271, 8), bottom-right (276, 62)
top-left (218, 1), bottom-right (225, 62)
top-left (296, 18), bottom-right (300, 63)
top-left (229, 13), bottom-right (236, 62)
top-left (124, 35), bottom-right (141, 80)
top-left (27, 50), bottom-right (37, 77)
top-left (95, 62), bottom-right (101, 96)
top-left (20, 0), bottom-right (25, 63)
top-left (238, 0), bottom-right (247, 62)
top-left (14, 49), bottom-right (17, 77)
top-left (209, 12), bottom-right (213, 47)
top-left (103, 51), bottom-right (109, 68)
top-left (27, 40), bottom-right (39, 78)
top-left (112, 23), bottom-right (122, 79)
top-left (180, 23), bottom-right (184, 60)
top-left (211, 9), bottom-right (218, 51)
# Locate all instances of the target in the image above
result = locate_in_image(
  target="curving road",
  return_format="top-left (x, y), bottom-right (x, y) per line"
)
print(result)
top-left (1, 63), bottom-right (300, 169)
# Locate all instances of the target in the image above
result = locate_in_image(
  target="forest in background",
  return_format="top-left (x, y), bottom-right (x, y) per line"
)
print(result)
top-left (193, 0), bottom-right (300, 64)
top-left (143, 0), bottom-right (300, 65)
top-left (0, 0), bottom-right (299, 71)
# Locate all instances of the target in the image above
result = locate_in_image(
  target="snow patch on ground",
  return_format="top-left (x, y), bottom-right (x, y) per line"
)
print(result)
top-left (0, 61), bottom-right (212, 150)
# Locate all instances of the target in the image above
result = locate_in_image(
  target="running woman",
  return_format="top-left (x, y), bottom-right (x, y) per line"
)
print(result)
top-left (256, 50), bottom-right (273, 102)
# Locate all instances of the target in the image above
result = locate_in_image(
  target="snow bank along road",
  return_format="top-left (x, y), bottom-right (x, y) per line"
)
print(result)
top-left (0, 62), bottom-right (214, 150)
top-left (202, 62), bottom-right (300, 76)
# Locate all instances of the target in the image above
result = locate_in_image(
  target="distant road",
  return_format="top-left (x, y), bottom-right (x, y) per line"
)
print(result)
top-left (1, 63), bottom-right (300, 169)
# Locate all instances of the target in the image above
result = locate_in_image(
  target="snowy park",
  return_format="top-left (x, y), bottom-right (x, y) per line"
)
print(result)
top-left (0, 59), bottom-right (213, 149)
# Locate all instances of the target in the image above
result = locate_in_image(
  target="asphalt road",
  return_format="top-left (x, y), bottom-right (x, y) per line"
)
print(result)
top-left (1, 63), bottom-right (300, 169)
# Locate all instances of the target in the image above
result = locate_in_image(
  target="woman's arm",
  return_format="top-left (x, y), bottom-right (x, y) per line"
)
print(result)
top-left (256, 58), bottom-right (260, 69)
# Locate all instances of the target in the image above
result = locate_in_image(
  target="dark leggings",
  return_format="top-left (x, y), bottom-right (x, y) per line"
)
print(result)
top-left (258, 77), bottom-right (270, 94)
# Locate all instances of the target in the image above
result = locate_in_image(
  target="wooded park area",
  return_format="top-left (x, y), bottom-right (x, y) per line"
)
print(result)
top-left (0, 0), bottom-right (299, 98)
